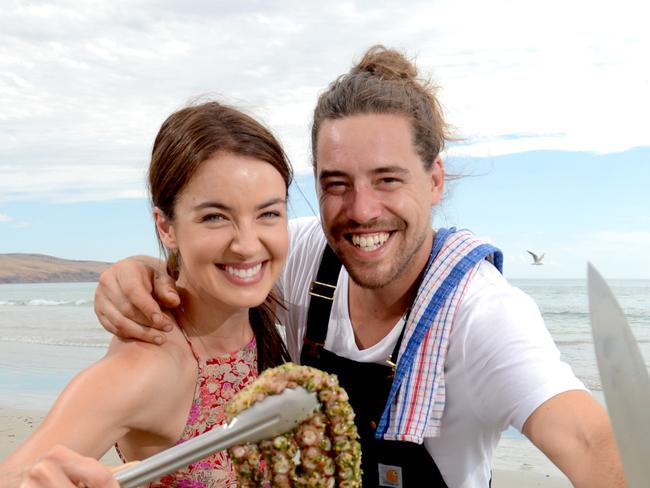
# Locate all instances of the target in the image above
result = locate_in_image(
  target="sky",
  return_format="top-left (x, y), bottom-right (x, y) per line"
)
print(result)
top-left (1, 0), bottom-right (649, 279)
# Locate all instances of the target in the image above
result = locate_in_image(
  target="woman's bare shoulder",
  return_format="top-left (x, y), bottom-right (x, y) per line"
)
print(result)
top-left (101, 326), bottom-right (195, 408)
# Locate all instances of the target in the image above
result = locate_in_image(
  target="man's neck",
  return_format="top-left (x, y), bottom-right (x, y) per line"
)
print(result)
top-left (348, 232), bottom-right (433, 349)
top-left (348, 283), bottom-right (413, 350)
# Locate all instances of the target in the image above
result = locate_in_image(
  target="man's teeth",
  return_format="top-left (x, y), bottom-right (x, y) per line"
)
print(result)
top-left (224, 263), bottom-right (262, 279)
top-left (351, 232), bottom-right (389, 251)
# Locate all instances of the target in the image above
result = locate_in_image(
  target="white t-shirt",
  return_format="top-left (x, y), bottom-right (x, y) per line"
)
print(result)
top-left (276, 217), bottom-right (586, 488)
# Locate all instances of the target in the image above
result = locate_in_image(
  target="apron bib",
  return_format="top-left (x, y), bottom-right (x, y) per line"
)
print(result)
top-left (300, 245), bottom-right (447, 488)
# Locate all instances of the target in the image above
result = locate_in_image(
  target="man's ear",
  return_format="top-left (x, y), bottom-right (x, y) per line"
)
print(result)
top-left (153, 207), bottom-right (177, 250)
top-left (430, 156), bottom-right (445, 205)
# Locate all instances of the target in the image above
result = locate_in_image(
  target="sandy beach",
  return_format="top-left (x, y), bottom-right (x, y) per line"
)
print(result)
top-left (1, 406), bottom-right (571, 487)
top-left (491, 436), bottom-right (571, 487)
top-left (0, 406), bottom-right (121, 466)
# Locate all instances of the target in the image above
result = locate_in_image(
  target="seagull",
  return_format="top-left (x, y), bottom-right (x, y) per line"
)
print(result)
top-left (527, 250), bottom-right (545, 265)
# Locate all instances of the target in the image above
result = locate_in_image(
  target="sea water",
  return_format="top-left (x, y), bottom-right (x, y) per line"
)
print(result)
top-left (0, 283), bottom-right (108, 409)
top-left (1, 279), bottom-right (649, 410)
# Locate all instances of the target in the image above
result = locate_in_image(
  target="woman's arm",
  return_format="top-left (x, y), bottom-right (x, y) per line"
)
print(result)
top-left (4, 445), bottom-right (118, 488)
top-left (0, 338), bottom-right (184, 487)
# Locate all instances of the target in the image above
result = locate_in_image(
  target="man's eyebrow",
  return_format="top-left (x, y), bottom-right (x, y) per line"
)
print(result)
top-left (318, 169), bottom-right (348, 180)
top-left (319, 166), bottom-right (409, 180)
top-left (192, 198), bottom-right (286, 212)
top-left (371, 165), bottom-right (410, 175)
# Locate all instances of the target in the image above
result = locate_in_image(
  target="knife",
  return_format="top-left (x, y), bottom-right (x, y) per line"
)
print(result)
top-left (587, 263), bottom-right (650, 487)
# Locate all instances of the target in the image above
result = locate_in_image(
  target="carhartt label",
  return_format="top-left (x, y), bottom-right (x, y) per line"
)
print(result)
top-left (378, 463), bottom-right (403, 487)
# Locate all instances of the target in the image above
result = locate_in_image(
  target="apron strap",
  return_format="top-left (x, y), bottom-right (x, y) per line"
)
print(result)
top-left (301, 245), bottom-right (341, 363)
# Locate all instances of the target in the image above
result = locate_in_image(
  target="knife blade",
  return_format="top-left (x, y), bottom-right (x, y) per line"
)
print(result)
top-left (587, 262), bottom-right (650, 487)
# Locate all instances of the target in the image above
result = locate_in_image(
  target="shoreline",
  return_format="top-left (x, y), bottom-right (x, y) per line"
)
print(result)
top-left (0, 406), bottom-right (570, 487)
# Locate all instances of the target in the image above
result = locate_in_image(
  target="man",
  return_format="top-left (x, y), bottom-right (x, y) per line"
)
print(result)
top-left (27, 46), bottom-right (626, 487)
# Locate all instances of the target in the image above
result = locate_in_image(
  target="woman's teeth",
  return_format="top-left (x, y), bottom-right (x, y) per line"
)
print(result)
top-left (351, 232), bottom-right (389, 251)
top-left (224, 263), bottom-right (262, 279)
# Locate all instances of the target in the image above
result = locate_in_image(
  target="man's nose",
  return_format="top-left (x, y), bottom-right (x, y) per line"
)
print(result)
top-left (345, 185), bottom-right (382, 224)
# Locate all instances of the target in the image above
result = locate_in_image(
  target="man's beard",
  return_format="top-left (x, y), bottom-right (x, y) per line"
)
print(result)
top-left (325, 218), bottom-right (428, 290)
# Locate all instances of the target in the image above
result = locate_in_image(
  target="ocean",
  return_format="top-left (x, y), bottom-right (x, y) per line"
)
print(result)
top-left (1, 279), bottom-right (649, 412)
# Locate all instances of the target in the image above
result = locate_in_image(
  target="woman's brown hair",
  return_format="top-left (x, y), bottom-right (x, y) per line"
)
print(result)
top-left (148, 100), bottom-right (292, 371)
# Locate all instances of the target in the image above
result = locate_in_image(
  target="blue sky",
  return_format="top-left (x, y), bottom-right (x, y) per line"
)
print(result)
top-left (1, 0), bottom-right (648, 279)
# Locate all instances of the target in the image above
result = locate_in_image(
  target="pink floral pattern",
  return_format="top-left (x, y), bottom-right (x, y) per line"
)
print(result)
top-left (121, 336), bottom-right (258, 488)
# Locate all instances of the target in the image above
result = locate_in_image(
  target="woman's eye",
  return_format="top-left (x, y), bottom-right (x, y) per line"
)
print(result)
top-left (203, 213), bottom-right (226, 222)
top-left (260, 211), bottom-right (282, 219)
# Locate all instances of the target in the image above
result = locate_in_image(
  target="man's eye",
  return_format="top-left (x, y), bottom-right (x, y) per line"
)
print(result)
top-left (323, 181), bottom-right (347, 193)
top-left (378, 177), bottom-right (402, 187)
top-left (260, 211), bottom-right (281, 219)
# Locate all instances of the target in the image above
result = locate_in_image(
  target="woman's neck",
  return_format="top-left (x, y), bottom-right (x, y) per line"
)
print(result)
top-left (176, 287), bottom-right (254, 357)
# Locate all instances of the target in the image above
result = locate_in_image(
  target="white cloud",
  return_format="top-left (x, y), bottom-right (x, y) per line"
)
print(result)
top-left (0, 213), bottom-right (13, 222)
top-left (0, 163), bottom-right (148, 203)
top-left (1, 0), bottom-right (648, 202)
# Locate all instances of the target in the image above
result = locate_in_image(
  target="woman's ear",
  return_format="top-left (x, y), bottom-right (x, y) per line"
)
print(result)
top-left (153, 207), bottom-right (177, 250)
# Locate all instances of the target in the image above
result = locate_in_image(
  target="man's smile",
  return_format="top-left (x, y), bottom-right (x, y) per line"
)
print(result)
top-left (347, 231), bottom-right (391, 252)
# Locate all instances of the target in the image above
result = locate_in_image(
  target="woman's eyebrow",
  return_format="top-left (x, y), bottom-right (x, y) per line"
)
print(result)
top-left (255, 197), bottom-right (287, 211)
top-left (192, 198), bottom-right (287, 212)
top-left (193, 200), bottom-right (230, 211)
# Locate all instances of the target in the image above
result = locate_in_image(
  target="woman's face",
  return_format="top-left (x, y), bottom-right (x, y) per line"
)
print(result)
top-left (156, 151), bottom-right (288, 311)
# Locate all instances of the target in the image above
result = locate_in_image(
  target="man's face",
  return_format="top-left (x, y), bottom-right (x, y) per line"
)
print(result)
top-left (315, 113), bottom-right (444, 289)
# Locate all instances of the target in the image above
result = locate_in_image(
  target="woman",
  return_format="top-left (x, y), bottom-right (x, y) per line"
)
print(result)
top-left (0, 101), bottom-right (292, 487)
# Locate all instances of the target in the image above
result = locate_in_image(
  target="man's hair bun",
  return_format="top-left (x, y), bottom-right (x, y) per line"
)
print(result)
top-left (352, 44), bottom-right (417, 81)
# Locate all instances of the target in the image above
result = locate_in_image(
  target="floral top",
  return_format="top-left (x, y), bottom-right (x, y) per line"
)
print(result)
top-left (117, 333), bottom-right (258, 487)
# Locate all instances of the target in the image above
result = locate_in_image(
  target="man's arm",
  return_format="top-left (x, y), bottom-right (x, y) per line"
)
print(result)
top-left (457, 266), bottom-right (626, 486)
top-left (95, 256), bottom-right (180, 344)
top-left (523, 390), bottom-right (626, 487)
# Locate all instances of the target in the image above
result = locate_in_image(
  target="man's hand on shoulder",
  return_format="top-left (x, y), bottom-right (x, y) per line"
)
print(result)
top-left (95, 256), bottom-right (180, 345)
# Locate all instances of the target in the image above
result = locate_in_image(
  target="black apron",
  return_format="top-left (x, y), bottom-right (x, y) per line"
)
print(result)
top-left (300, 245), bottom-right (448, 487)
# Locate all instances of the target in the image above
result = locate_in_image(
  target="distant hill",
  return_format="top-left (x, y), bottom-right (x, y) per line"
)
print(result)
top-left (0, 254), bottom-right (112, 284)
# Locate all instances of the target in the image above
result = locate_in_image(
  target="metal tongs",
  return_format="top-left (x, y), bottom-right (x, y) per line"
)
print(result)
top-left (113, 386), bottom-right (319, 487)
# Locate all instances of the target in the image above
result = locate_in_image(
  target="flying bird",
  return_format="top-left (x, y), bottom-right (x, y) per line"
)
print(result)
top-left (527, 250), bottom-right (545, 265)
